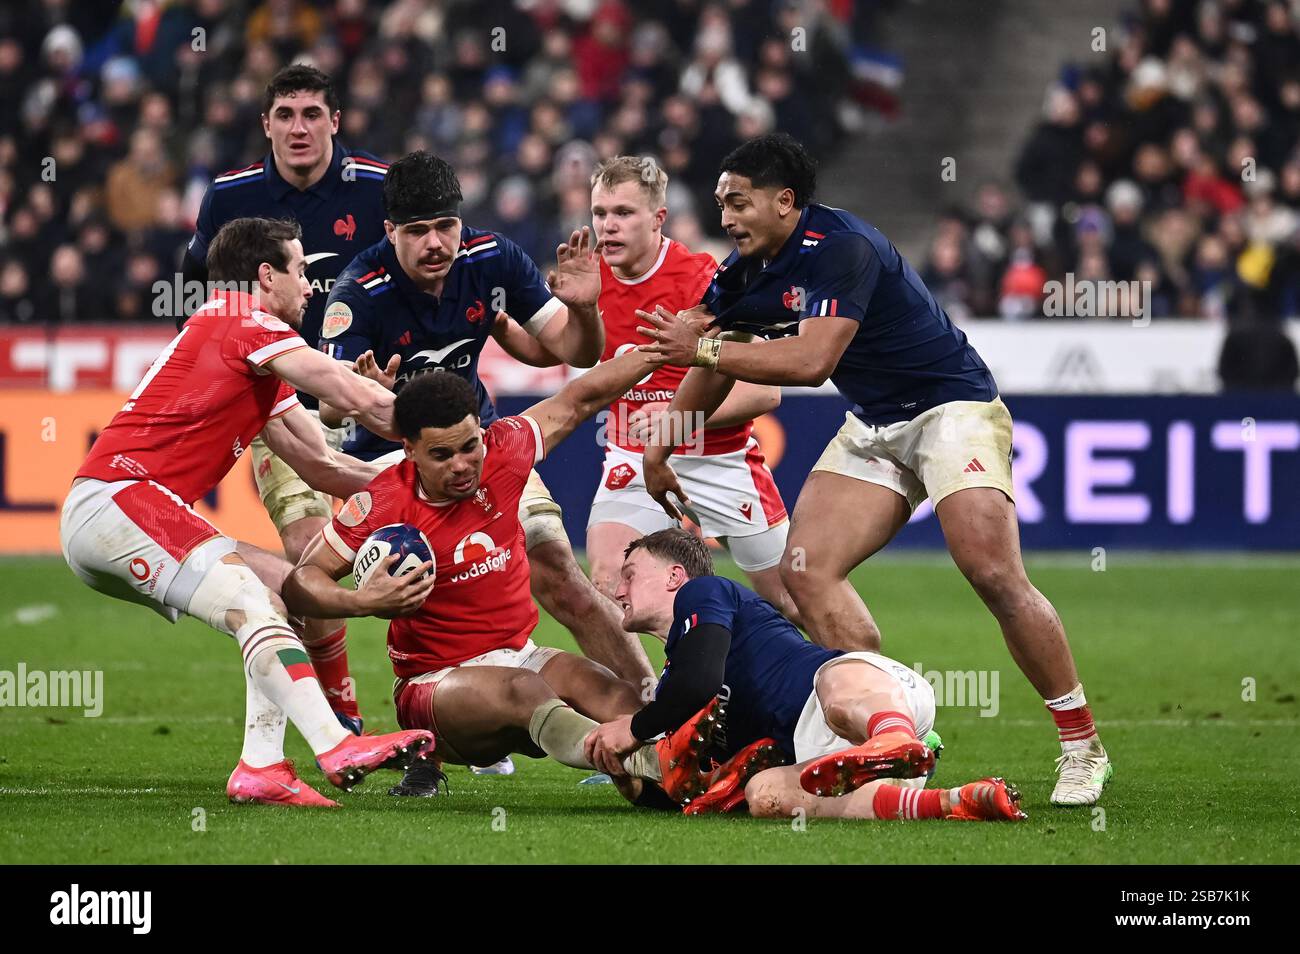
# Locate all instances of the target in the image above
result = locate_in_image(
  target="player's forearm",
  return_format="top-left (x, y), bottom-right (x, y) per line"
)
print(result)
top-left (714, 336), bottom-right (836, 387)
top-left (321, 370), bottom-right (397, 440)
top-left (304, 451), bottom-right (384, 499)
top-left (283, 565), bottom-right (366, 619)
top-left (643, 367), bottom-right (731, 464)
top-left (318, 402), bottom-right (347, 428)
top-left (566, 348), bottom-right (662, 422)
top-left (628, 623), bottom-right (731, 741)
top-left (704, 383), bottom-right (780, 428)
top-left (553, 303), bottom-right (605, 368)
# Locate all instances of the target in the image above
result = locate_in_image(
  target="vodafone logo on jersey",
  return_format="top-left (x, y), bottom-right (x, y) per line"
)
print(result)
top-left (450, 530), bottom-right (513, 583)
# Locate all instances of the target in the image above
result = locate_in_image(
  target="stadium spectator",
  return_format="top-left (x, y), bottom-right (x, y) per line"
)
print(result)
top-left (0, 0), bottom-right (889, 325)
top-left (921, 0), bottom-right (1300, 321)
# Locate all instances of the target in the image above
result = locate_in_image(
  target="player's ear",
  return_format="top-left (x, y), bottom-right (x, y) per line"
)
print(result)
top-left (666, 565), bottom-right (688, 592)
top-left (384, 220), bottom-right (396, 244)
top-left (654, 206), bottom-right (667, 230)
top-left (401, 437), bottom-right (415, 461)
top-left (330, 110), bottom-right (340, 135)
top-left (261, 113), bottom-right (271, 139)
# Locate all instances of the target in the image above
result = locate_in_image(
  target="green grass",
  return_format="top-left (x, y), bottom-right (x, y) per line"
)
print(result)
top-left (1, 553), bottom-right (1297, 864)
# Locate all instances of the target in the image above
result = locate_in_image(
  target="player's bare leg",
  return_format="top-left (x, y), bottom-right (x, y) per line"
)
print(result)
top-left (414, 666), bottom-right (605, 770)
top-left (934, 487), bottom-right (1111, 806)
top-left (587, 520), bottom-right (645, 602)
top-left (780, 472), bottom-right (910, 651)
top-left (536, 650), bottom-right (645, 722)
top-left (529, 538), bottom-right (654, 683)
top-left (744, 767), bottom-right (1024, 821)
top-left (740, 563), bottom-right (804, 628)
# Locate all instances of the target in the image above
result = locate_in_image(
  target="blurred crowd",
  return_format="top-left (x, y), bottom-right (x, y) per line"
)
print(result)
top-left (0, 0), bottom-right (890, 325)
top-left (925, 0), bottom-right (1300, 322)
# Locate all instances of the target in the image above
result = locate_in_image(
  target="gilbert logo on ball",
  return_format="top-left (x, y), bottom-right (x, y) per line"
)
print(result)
top-left (353, 524), bottom-right (435, 589)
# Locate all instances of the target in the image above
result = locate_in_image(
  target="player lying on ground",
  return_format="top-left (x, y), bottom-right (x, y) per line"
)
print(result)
top-left (636, 133), bottom-right (1110, 806)
top-left (61, 216), bottom-right (433, 807)
top-left (284, 349), bottom-right (686, 798)
top-left (316, 151), bottom-right (656, 773)
top-left (582, 529), bottom-right (1026, 822)
top-left (582, 156), bottom-right (800, 624)
top-left (183, 64), bottom-right (392, 735)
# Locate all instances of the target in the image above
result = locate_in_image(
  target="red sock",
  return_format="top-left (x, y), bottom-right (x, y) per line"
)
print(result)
top-left (872, 785), bottom-right (945, 821)
top-left (867, 710), bottom-right (917, 739)
top-left (1049, 705), bottom-right (1097, 745)
top-left (306, 626), bottom-right (358, 718)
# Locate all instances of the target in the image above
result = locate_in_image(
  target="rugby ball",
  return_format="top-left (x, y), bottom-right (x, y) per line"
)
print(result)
top-left (353, 524), bottom-right (435, 590)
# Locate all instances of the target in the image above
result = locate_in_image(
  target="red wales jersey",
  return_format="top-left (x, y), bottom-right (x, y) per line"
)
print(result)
top-left (598, 238), bottom-right (752, 455)
top-left (322, 415), bottom-right (545, 676)
top-left (76, 290), bottom-right (304, 504)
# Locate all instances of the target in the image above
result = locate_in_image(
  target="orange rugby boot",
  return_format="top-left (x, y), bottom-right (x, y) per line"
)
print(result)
top-left (683, 738), bottom-right (788, 815)
top-left (654, 695), bottom-right (727, 803)
top-left (799, 733), bottom-right (934, 797)
top-left (946, 777), bottom-right (1027, 821)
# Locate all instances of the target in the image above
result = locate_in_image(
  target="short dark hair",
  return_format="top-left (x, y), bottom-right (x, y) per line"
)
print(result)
top-left (394, 372), bottom-right (480, 440)
top-left (624, 528), bottom-right (715, 580)
top-left (719, 133), bottom-right (818, 208)
top-left (384, 151), bottom-right (463, 223)
top-left (207, 217), bottom-right (301, 283)
top-left (262, 64), bottom-right (339, 115)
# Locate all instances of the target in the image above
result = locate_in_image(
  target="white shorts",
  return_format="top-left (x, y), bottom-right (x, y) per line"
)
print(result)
top-left (375, 449), bottom-right (568, 551)
top-left (812, 398), bottom-right (1014, 511)
top-left (588, 439), bottom-right (789, 571)
top-left (792, 651), bottom-right (936, 783)
top-left (395, 639), bottom-right (563, 693)
top-left (60, 478), bottom-right (239, 623)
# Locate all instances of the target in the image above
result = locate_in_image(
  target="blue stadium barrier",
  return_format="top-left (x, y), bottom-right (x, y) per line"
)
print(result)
top-left (498, 394), bottom-right (1300, 551)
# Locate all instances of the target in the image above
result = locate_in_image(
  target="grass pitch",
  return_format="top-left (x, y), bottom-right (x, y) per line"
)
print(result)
top-left (1, 552), bottom-right (1297, 865)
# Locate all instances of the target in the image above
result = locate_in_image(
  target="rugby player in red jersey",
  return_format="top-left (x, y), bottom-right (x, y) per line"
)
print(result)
top-left (283, 349), bottom-right (712, 802)
top-left (61, 217), bottom-right (433, 807)
top-left (585, 157), bottom-right (800, 624)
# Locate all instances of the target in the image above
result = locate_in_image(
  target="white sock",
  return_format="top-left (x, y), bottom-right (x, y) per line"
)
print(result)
top-left (622, 744), bottom-right (662, 782)
top-left (235, 621), bottom-right (348, 756)
top-left (239, 674), bottom-right (287, 769)
top-left (1044, 683), bottom-right (1087, 710)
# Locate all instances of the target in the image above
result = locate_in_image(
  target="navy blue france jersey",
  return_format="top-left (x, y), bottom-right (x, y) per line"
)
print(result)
top-left (703, 204), bottom-right (997, 425)
top-left (186, 139), bottom-right (388, 409)
top-left (322, 229), bottom-right (561, 460)
top-left (660, 576), bottom-right (841, 759)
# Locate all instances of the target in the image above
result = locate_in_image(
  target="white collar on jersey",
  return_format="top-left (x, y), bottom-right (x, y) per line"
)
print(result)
top-left (610, 235), bottom-right (670, 286)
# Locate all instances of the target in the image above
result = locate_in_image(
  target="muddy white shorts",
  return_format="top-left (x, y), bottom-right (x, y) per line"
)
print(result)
top-left (812, 398), bottom-right (1014, 511)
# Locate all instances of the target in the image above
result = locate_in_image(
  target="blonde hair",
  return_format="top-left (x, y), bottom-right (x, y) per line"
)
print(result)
top-left (590, 155), bottom-right (668, 209)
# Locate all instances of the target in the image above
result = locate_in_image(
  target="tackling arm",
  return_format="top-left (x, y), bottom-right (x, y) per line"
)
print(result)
top-left (493, 312), bottom-right (564, 368)
top-left (267, 346), bottom-right (398, 440)
top-left (260, 405), bottom-right (385, 499)
top-left (523, 348), bottom-right (667, 457)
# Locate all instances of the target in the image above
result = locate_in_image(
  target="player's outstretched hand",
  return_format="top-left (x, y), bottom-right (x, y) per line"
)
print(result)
top-left (547, 226), bottom-right (601, 309)
top-left (635, 304), bottom-right (714, 367)
top-left (354, 350), bottom-right (401, 391)
top-left (583, 716), bottom-right (640, 776)
top-left (356, 554), bottom-right (435, 619)
top-left (643, 456), bottom-right (690, 521)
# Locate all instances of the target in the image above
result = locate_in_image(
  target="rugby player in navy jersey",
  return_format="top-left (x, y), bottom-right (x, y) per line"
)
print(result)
top-left (582, 529), bottom-right (1025, 822)
top-left (180, 65), bottom-right (390, 734)
top-left (635, 134), bottom-right (1111, 807)
top-left (318, 151), bottom-right (655, 787)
